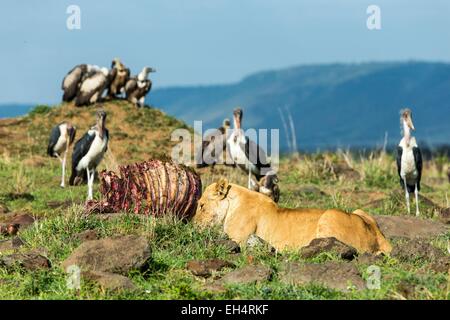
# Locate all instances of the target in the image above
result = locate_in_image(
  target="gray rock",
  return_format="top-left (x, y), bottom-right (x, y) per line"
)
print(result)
top-left (374, 215), bottom-right (448, 240)
top-left (61, 235), bottom-right (151, 275)
top-left (280, 261), bottom-right (366, 292)
top-left (246, 234), bottom-right (275, 252)
top-left (300, 237), bottom-right (357, 260)
top-left (221, 265), bottom-right (272, 285)
top-left (0, 252), bottom-right (51, 272)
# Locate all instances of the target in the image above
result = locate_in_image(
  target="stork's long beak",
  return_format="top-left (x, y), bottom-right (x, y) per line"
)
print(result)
top-left (406, 115), bottom-right (415, 131)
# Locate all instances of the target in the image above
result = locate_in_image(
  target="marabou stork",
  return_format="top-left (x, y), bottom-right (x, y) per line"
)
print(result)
top-left (227, 108), bottom-right (271, 188)
top-left (396, 108), bottom-right (422, 216)
top-left (125, 67), bottom-right (156, 107)
top-left (69, 110), bottom-right (109, 200)
top-left (196, 118), bottom-right (231, 169)
top-left (47, 122), bottom-right (77, 187)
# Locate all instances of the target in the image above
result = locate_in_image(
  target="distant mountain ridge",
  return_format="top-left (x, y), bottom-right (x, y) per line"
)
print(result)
top-left (149, 61), bottom-right (450, 151)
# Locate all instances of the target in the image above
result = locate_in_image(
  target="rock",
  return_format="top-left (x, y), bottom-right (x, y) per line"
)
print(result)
top-left (61, 235), bottom-right (151, 275)
top-left (246, 234), bottom-right (266, 248)
top-left (213, 240), bottom-right (240, 253)
top-left (9, 214), bottom-right (35, 229)
top-left (0, 252), bottom-right (51, 271)
top-left (439, 208), bottom-right (450, 224)
top-left (186, 259), bottom-right (234, 277)
top-left (391, 239), bottom-right (446, 262)
top-left (374, 215), bottom-right (448, 240)
top-left (202, 282), bottom-right (227, 294)
top-left (280, 261), bottom-right (366, 292)
top-left (0, 237), bottom-right (24, 252)
top-left (300, 237), bottom-right (357, 260)
top-left (82, 271), bottom-right (137, 292)
top-left (246, 235), bottom-right (275, 252)
top-left (0, 213), bottom-right (36, 236)
top-left (72, 230), bottom-right (99, 242)
top-left (0, 203), bottom-right (9, 214)
top-left (220, 265), bottom-right (272, 285)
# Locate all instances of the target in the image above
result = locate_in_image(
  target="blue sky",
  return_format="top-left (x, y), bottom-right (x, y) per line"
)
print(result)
top-left (1, 0), bottom-right (449, 104)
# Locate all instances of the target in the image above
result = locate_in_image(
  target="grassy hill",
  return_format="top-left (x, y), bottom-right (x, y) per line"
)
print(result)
top-left (150, 61), bottom-right (450, 151)
top-left (0, 100), bottom-right (189, 165)
top-left (0, 101), bottom-right (448, 300)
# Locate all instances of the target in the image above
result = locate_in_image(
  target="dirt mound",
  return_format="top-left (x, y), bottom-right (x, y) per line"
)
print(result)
top-left (280, 261), bottom-right (365, 292)
top-left (374, 215), bottom-right (448, 240)
top-left (0, 101), bottom-right (189, 164)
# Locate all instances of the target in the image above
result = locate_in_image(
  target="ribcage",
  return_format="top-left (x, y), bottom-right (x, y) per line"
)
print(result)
top-left (87, 159), bottom-right (202, 220)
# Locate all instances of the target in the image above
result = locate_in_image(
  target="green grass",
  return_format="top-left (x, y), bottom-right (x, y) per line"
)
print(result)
top-left (0, 151), bottom-right (449, 300)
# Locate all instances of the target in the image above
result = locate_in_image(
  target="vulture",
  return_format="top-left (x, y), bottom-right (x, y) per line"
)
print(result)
top-left (250, 171), bottom-right (280, 203)
top-left (227, 108), bottom-right (271, 188)
top-left (125, 67), bottom-right (156, 107)
top-left (196, 118), bottom-right (231, 169)
top-left (61, 64), bottom-right (100, 102)
top-left (74, 67), bottom-right (110, 107)
top-left (107, 58), bottom-right (130, 99)
top-left (47, 122), bottom-right (77, 187)
top-left (69, 110), bottom-right (109, 200)
top-left (396, 108), bottom-right (422, 216)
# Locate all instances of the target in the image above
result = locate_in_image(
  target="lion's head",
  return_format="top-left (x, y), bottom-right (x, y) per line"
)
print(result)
top-left (193, 178), bottom-right (232, 227)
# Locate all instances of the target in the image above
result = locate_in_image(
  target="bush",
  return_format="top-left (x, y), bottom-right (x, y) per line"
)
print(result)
top-left (29, 105), bottom-right (51, 117)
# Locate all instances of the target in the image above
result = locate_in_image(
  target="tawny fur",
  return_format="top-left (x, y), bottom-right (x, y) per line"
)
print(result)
top-left (193, 179), bottom-right (392, 254)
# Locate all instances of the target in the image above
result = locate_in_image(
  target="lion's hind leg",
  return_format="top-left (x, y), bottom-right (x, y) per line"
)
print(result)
top-left (352, 209), bottom-right (392, 254)
top-left (316, 209), bottom-right (383, 254)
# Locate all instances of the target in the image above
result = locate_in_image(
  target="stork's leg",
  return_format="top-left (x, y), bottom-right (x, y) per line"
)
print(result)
top-left (60, 151), bottom-right (67, 188)
top-left (403, 177), bottom-right (410, 214)
top-left (414, 183), bottom-right (420, 216)
top-left (86, 168), bottom-right (93, 201)
top-left (89, 169), bottom-right (95, 200)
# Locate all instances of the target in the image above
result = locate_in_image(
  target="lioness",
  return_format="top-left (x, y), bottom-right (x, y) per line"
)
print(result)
top-left (193, 179), bottom-right (392, 254)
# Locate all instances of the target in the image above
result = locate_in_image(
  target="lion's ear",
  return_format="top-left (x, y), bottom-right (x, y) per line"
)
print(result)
top-left (214, 177), bottom-right (229, 198)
